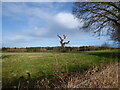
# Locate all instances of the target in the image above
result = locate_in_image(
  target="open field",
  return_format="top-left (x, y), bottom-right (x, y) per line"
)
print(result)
top-left (2, 49), bottom-right (120, 88)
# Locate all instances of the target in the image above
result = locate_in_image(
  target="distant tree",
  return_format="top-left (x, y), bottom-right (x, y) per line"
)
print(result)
top-left (2, 47), bottom-right (8, 52)
top-left (57, 35), bottom-right (70, 48)
top-left (73, 2), bottom-right (120, 44)
top-left (101, 42), bottom-right (110, 48)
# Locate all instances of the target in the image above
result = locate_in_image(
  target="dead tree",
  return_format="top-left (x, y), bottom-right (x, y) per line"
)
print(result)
top-left (57, 35), bottom-right (70, 48)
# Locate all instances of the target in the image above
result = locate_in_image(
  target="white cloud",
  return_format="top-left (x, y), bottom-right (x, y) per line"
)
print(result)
top-left (26, 27), bottom-right (50, 36)
top-left (3, 0), bottom-right (117, 2)
top-left (2, 3), bottom-right (109, 47)
top-left (54, 12), bottom-right (84, 29)
top-left (2, 0), bottom-right (74, 2)
top-left (10, 35), bottom-right (25, 41)
top-left (3, 3), bottom-right (51, 20)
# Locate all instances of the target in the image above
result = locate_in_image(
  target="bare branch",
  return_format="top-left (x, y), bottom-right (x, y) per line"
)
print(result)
top-left (107, 2), bottom-right (120, 11)
top-left (63, 41), bottom-right (70, 44)
top-left (57, 35), bottom-right (63, 41)
top-left (63, 35), bottom-right (67, 40)
top-left (73, 2), bottom-right (120, 43)
top-left (96, 7), bottom-right (119, 20)
top-left (90, 10), bottom-right (120, 25)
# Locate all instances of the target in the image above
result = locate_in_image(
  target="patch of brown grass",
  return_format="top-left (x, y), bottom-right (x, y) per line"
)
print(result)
top-left (28, 56), bottom-right (42, 58)
top-left (67, 62), bottom-right (119, 88)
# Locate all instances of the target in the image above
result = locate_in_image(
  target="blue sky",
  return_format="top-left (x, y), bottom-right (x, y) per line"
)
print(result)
top-left (2, 2), bottom-right (112, 47)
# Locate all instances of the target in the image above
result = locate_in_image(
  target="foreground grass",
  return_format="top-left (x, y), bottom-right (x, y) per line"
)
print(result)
top-left (2, 49), bottom-right (119, 88)
top-left (67, 62), bottom-right (119, 88)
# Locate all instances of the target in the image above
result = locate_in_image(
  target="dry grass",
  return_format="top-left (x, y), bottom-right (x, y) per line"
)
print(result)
top-left (28, 56), bottom-right (42, 58)
top-left (2, 49), bottom-right (119, 88)
top-left (67, 62), bottom-right (119, 88)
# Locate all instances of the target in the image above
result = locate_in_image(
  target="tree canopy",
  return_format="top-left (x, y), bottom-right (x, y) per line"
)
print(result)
top-left (73, 2), bottom-right (120, 44)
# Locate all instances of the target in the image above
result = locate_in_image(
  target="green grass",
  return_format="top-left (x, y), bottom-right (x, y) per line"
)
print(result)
top-left (2, 49), bottom-right (119, 87)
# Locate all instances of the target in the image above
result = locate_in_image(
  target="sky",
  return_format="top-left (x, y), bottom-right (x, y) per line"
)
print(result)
top-left (2, 2), bottom-right (113, 48)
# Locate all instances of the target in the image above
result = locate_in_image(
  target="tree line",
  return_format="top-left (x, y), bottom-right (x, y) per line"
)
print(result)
top-left (2, 46), bottom-right (114, 52)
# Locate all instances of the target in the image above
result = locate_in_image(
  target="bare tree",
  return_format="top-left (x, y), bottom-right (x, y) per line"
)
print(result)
top-left (73, 2), bottom-right (120, 44)
top-left (57, 35), bottom-right (70, 48)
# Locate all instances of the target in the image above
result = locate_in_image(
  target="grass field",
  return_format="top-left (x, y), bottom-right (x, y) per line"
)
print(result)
top-left (2, 49), bottom-right (119, 88)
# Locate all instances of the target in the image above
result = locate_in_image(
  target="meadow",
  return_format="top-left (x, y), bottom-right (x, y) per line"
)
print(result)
top-left (2, 49), bottom-right (119, 88)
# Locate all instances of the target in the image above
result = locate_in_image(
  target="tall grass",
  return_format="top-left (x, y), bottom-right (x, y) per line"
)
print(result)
top-left (2, 49), bottom-right (119, 88)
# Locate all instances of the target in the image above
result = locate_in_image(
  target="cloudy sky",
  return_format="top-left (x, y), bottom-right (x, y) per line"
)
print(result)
top-left (2, 2), bottom-right (112, 47)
